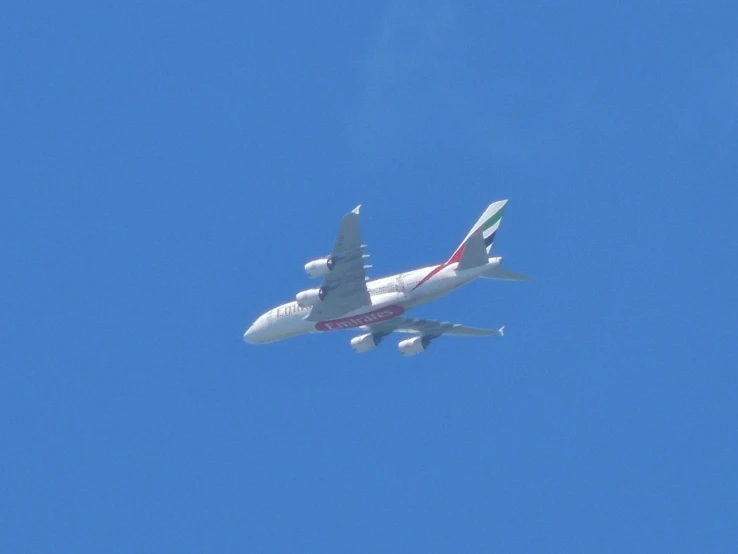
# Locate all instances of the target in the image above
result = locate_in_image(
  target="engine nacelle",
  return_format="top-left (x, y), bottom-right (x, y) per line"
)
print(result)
top-left (304, 257), bottom-right (334, 279)
top-left (398, 336), bottom-right (430, 356)
top-left (350, 333), bottom-right (381, 353)
top-left (295, 287), bottom-right (327, 307)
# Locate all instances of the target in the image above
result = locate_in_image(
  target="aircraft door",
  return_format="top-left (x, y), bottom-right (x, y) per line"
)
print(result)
top-left (395, 273), bottom-right (407, 298)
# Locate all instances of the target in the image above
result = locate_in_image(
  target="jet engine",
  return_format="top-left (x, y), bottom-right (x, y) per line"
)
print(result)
top-left (295, 287), bottom-right (327, 307)
top-left (304, 257), bottom-right (334, 278)
top-left (350, 333), bottom-right (381, 353)
top-left (398, 336), bottom-right (430, 356)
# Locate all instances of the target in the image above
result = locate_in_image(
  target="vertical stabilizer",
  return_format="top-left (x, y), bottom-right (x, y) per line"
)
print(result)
top-left (455, 231), bottom-right (489, 270)
top-left (447, 200), bottom-right (508, 263)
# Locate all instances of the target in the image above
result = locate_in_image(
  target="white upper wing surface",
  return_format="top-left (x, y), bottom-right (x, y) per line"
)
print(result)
top-left (306, 206), bottom-right (372, 321)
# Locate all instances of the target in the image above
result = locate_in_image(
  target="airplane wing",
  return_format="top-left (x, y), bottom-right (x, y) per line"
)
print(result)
top-left (306, 206), bottom-right (372, 321)
top-left (362, 316), bottom-right (504, 339)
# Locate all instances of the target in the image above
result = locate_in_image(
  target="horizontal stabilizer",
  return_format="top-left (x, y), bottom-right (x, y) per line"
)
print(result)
top-left (481, 266), bottom-right (532, 281)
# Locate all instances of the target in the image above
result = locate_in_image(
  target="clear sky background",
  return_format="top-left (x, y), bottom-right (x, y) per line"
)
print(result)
top-left (2, 2), bottom-right (737, 552)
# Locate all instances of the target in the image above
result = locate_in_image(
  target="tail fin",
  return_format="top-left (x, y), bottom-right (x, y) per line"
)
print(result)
top-left (456, 230), bottom-right (489, 270)
top-left (447, 200), bottom-right (508, 264)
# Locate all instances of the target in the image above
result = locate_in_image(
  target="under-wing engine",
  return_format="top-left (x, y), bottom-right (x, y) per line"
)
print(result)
top-left (398, 336), bottom-right (430, 356)
top-left (295, 287), bottom-right (327, 307)
top-left (350, 333), bottom-right (381, 353)
top-left (304, 257), bottom-right (334, 278)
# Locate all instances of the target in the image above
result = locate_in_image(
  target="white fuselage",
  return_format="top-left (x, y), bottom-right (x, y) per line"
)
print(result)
top-left (243, 258), bottom-right (501, 344)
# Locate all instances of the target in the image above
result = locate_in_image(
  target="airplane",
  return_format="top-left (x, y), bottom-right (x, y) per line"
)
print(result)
top-left (243, 200), bottom-right (529, 355)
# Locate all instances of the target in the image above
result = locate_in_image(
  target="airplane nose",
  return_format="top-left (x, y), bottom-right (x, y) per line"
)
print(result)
top-left (244, 314), bottom-right (269, 344)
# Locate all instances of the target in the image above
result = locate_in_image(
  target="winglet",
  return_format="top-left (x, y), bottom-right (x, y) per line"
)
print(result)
top-left (498, 325), bottom-right (505, 337)
top-left (351, 205), bottom-right (361, 215)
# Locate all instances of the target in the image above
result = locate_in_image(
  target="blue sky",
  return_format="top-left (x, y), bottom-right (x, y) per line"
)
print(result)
top-left (2, 1), bottom-right (737, 552)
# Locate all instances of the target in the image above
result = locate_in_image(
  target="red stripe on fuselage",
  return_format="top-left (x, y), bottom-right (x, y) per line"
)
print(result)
top-left (411, 263), bottom-right (446, 291)
top-left (447, 243), bottom-right (466, 264)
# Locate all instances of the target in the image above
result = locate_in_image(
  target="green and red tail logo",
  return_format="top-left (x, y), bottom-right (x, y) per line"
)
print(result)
top-left (447, 200), bottom-right (507, 263)
top-left (413, 200), bottom-right (509, 291)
